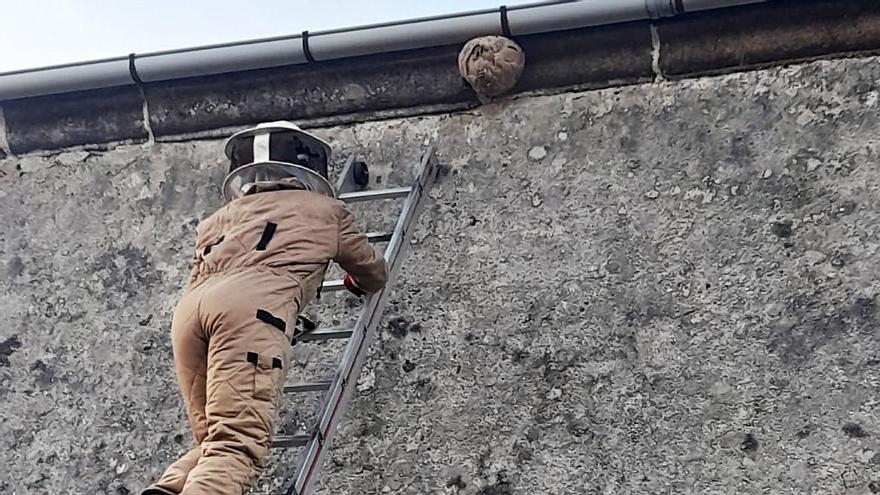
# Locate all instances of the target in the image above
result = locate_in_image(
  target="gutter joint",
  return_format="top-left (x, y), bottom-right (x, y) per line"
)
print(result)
top-left (0, 105), bottom-right (12, 156)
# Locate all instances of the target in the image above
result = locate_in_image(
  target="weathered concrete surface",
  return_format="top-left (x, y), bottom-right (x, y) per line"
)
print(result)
top-left (659, 0), bottom-right (880, 78)
top-left (3, 86), bottom-right (148, 153)
top-left (3, 54), bottom-right (880, 495)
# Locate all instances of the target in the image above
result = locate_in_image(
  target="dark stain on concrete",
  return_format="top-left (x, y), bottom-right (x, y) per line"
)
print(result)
top-left (851, 297), bottom-right (877, 320)
top-left (796, 424), bottom-right (816, 439)
top-left (0, 335), bottom-right (21, 367)
top-left (541, 350), bottom-right (581, 388)
top-left (526, 428), bottom-right (540, 443)
top-left (842, 422), bottom-right (868, 438)
top-left (513, 440), bottom-right (533, 463)
top-left (359, 417), bottom-right (386, 438)
top-left (477, 480), bottom-right (514, 495)
top-left (728, 133), bottom-right (755, 164)
top-left (770, 221), bottom-right (793, 238)
top-left (565, 413), bottom-right (591, 439)
top-left (768, 294), bottom-right (852, 363)
top-left (510, 349), bottom-right (529, 363)
top-left (387, 316), bottom-right (411, 338)
top-left (5, 256), bottom-right (24, 280)
top-left (30, 360), bottom-right (56, 387)
top-left (446, 475), bottom-right (467, 489)
top-left (742, 433), bottom-right (760, 452)
top-left (93, 245), bottom-right (159, 304)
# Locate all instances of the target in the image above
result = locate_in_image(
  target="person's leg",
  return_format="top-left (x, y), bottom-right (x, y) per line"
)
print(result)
top-left (142, 290), bottom-right (208, 494)
top-left (181, 270), bottom-right (299, 495)
top-left (142, 447), bottom-right (200, 495)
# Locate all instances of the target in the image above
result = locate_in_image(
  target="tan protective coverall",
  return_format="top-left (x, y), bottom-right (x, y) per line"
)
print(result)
top-left (143, 187), bottom-right (387, 495)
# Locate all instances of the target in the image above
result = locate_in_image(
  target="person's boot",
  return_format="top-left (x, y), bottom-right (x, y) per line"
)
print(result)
top-left (140, 487), bottom-right (176, 495)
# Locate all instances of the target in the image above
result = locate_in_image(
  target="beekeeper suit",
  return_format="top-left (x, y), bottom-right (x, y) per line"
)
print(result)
top-left (141, 122), bottom-right (387, 495)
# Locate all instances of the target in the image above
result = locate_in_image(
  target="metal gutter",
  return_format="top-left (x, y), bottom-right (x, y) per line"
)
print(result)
top-left (0, 0), bottom-right (768, 101)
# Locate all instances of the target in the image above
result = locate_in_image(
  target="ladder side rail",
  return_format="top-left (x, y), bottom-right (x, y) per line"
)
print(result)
top-left (327, 147), bottom-right (438, 414)
top-left (288, 148), bottom-right (438, 495)
top-left (338, 187), bottom-right (411, 203)
top-left (378, 153), bottom-right (438, 275)
top-left (334, 148), bottom-right (438, 389)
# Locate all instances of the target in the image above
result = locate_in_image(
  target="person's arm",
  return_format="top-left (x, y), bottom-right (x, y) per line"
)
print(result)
top-left (335, 205), bottom-right (388, 294)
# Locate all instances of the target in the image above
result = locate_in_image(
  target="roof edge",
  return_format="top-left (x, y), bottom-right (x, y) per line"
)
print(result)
top-left (2, 0), bottom-right (878, 155)
top-left (0, 0), bottom-right (764, 102)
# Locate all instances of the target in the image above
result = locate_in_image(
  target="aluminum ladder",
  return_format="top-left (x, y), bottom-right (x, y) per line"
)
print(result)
top-left (269, 147), bottom-right (439, 495)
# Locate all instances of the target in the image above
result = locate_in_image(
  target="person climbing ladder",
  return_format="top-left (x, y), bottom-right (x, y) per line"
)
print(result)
top-left (141, 121), bottom-right (387, 495)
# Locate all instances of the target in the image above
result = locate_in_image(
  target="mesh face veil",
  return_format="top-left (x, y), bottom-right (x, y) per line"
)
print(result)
top-left (222, 121), bottom-right (335, 202)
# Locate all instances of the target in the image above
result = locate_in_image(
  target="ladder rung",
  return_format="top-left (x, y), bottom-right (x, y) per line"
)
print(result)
top-left (366, 231), bottom-right (393, 243)
top-left (272, 433), bottom-right (311, 448)
top-left (338, 187), bottom-right (411, 203)
top-left (284, 380), bottom-right (333, 393)
top-left (297, 327), bottom-right (353, 342)
top-left (321, 279), bottom-right (345, 292)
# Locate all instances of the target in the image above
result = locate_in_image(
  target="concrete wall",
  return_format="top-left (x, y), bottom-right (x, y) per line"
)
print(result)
top-left (2, 54), bottom-right (880, 495)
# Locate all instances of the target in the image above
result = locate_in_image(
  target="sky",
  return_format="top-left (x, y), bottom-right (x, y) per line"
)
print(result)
top-left (0, 0), bottom-right (537, 73)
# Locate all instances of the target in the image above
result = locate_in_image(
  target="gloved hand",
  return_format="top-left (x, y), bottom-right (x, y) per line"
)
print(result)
top-left (343, 273), bottom-right (367, 297)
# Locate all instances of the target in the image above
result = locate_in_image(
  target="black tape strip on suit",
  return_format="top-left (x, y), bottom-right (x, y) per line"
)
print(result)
top-left (256, 309), bottom-right (287, 332)
top-left (272, 357), bottom-right (283, 369)
top-left (247, 352), bottom-right (259, 365)
top-left (255, 223), bottom-right (277, 251)
top-left (315, 261), bottom-right (331, 301)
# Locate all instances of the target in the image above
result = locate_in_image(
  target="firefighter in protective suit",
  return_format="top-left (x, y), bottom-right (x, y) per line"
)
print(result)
top-left (141, 122), bottom-right (387, 495)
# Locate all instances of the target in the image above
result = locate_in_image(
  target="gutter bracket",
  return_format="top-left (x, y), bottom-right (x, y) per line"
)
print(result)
top-left (128, 53), bottom-right (143, 85)
top-left (302, 31), bottom-right (316, 63)
top-left (500, 6), bottom-right (512, 37)
top-left (645, 0), bottom-right (683, 19)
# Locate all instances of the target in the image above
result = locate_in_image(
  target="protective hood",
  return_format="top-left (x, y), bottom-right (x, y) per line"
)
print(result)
top-left (222, 121), bottom-right (335, 202)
